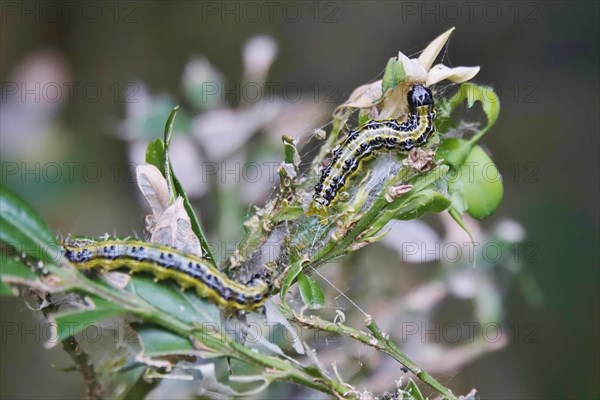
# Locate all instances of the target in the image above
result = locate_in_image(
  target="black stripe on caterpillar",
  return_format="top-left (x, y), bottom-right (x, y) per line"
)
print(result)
top-left (308, 84), bottom-right (435, 215)
top-left (62, 238), bottom-right (270, 312)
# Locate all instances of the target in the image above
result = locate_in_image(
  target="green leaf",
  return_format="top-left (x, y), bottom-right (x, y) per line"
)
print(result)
top-left (279, 261), bottom-right (303, 301)
top-left (1, 257), bottom-right (39, 295)
top-left (437, 137), bottom-right (462, 166)
top-left (402, 378), bottom-right (425, 400)
top-left (433, 98), bottom-right (454, 134)
top-left (448, 206), bottom-right (476, 259)
top-left (386, 165), bottom-right (449, 214)
top-left (0, 185), bottom-right (59, 263)
top-left (358, 110), bottom-right (371, 127)
top-left (447, 143), bottom-right (503, 219)
top-left (447, 83), bottom-right (500, 133)
top-left (145, 138), bottom-right (167, 176)
top-left (381, 57), bottom-right (406, 96)
top-left (437, 83), bottom-right (500, 169)
top-left (163, 106), bottom-right (179, 203)
top-left (51, 295), bottom-right (125, 342)
top-left (408, 164), bottom-right (449, 192)
top-left (129, 275), bottom-right (220, 325)
top-left (297, 273), bottom-right (324, 308)
top-left (282, 135), bottom-right (300, 166)
top-left (0, 281), bottom-right (12, 295)
top-left (369, 165), bottom-right (449, 236)
top-left (163, 105), bottom-right (178, 149)
top-left (170, 173), bottom-right (216, 265)
top-left (394, 190), bottom-right (451, 220)
top-left (135, 324), bottom-right (196, 357)
top-left (119, 367), bottom-right (160, 400)
top-left (463, 145), bottom-right (503, 219)
top-left (1, 256), bottom-right (37, 281)
top-left (165, 106), bottom-right (216, 264)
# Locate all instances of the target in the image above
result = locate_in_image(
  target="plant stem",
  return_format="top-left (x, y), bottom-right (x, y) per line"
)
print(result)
top-left (85, 280), bottom-right (357, 399)
top-left (287, 306), bottom-right (458, 400)
top-left (366, 318), bottom-right (458, 400)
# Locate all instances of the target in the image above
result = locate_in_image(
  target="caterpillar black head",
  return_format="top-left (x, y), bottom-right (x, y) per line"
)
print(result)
top-left (407, 84), bottom-right (434, 110)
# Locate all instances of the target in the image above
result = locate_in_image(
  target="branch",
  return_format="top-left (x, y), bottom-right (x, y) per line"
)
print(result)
top-left (283, 305), bottom-right (458, 400)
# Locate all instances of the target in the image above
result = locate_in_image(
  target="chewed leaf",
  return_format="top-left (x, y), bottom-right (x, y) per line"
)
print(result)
top-left (448, 207), bottom-right (476, 260)
top-left (136, 164), bottom-right (171, 219)
top-left (450, 83), bottom-right (500, 136)
top-left (151, 196), bottom-right (202, 257)
top-left (438, 84), bottom-right (500, 169)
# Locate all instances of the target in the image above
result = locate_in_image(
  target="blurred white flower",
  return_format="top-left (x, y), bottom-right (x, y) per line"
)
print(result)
top-left (120, 82), bottom-right (151, 139)
top-left (242, 35), bottom-right (278, 84)
top-left (1, 50), bottom-right (71, 160)
top-left (181, 57), bottom-right (225, 110)
top-left (192, 101), bottom-right (281, 160)
top-left (121, 34), bottom-right (325, 204)
top-left (494, 219), bottom-right (526, 243)
top-left (447, 271), bottom-right (478, 298)
top-left (380, 220), bottom-right (442, 263)
top-left (120, 82), bottom-right (176, 140)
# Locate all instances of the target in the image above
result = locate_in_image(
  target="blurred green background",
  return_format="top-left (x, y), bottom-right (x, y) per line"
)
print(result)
top-left (1, 1), bottom-right (598, 399)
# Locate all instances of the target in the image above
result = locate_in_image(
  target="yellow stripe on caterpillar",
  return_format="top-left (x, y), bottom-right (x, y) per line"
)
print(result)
top-left (62, 238), bottom-right (270, 312)
top-left (308, 84), bottom-right (435, 217)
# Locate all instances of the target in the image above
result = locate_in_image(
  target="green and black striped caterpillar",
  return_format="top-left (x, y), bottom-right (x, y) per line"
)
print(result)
top-left (308, 84), bottom-right (435, 216)
top-left (62, 86), bottom-right (435, 310)
top-left (62, 238), bottom-right (270, 312)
